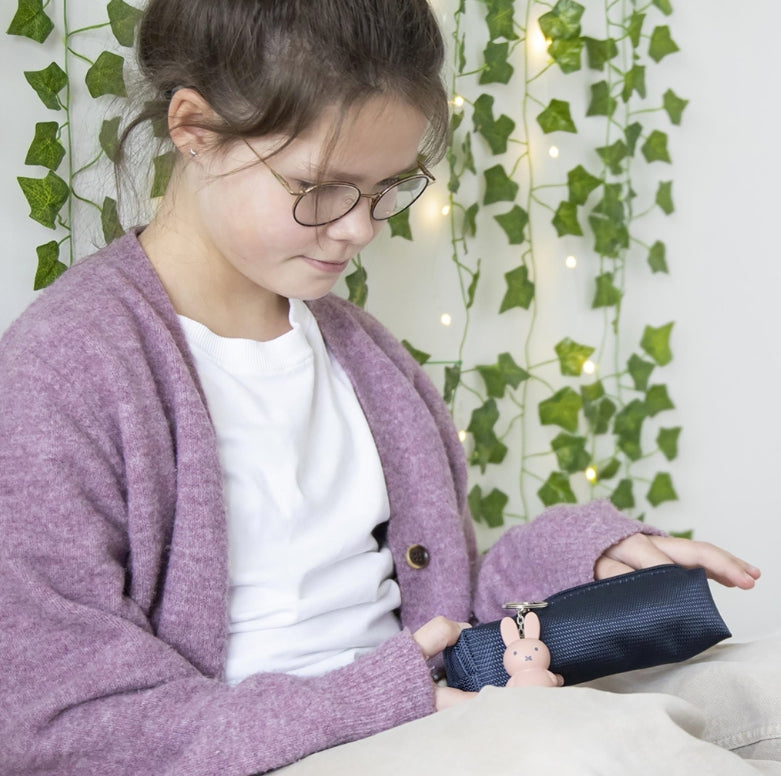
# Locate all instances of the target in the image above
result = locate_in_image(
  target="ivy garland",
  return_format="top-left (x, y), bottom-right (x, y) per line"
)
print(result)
top-left (8, 0), bottom-right (686, 532)
top-left (8, 0), bottom-right (147, 288)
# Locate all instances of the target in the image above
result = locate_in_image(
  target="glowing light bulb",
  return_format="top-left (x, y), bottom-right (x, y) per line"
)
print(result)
top-left (440, 313), bottom-right (453, 327)
top-left (565, 255), bottom-right (577, 269)
top-left (453, 95), bottom-right (465, 108)
top-left (583, 359), bottom-right (596, 375)
top-left (548, 145), bottom-right (560, 159)
top-left (585, 466), bottom-right (597, 482)
top-left (458, 429), bottom-right (467, 443)
top-left (441, 204), bottom-right (451, 217)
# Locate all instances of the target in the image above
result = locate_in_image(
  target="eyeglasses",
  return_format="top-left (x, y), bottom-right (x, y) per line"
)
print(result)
top-left (242, 140), bottom-right (435, 227)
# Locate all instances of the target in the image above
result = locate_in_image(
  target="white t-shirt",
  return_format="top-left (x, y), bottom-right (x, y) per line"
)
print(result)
top-left (180, 299), bottom-right (402, 685)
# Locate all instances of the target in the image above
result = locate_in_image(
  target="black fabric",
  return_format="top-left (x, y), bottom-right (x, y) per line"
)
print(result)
top-left (444, 565), bottom-right (731, 690)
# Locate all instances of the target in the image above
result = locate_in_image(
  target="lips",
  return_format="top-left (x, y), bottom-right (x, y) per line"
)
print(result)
top-left (301, 256), bottom-right (350, 274)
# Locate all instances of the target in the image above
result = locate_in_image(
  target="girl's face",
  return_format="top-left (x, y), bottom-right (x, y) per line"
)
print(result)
top-left (188, 97), bottom-right (429, 305)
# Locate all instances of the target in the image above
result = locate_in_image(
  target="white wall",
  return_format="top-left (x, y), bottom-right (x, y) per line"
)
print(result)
top-left (2, 1), bottom-right (779, 640)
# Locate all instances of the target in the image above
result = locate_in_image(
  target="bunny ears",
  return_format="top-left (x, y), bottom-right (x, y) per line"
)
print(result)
top-left (500, 612), bottom-right (541, 645)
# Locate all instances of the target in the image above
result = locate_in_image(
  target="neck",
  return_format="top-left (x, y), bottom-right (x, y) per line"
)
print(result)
top-left (139, 196), bottom-right (292, 342)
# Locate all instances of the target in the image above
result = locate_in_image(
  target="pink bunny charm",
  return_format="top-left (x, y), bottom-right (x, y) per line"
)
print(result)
top-left (500, 614), bottom-right (561, 688)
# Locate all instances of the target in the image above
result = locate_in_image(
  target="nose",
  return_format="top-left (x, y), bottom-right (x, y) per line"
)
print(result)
top-left (323, 196), bottom-right (379, 247)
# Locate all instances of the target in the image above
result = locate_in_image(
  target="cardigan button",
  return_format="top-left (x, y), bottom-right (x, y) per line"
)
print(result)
top-left (405, 544), bottom-right (430, 569)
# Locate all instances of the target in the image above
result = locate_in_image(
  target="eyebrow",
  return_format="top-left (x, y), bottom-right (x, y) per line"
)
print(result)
top-left (298, 158), bottom-right (422, 184)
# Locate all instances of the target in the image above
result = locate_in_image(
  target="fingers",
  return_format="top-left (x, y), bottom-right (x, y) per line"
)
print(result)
top-left (594, 555), bottom-right (634, 580)
top-left (434, 685), bottom-right (476, 711)
top-left (412, 616), bottom-right (471, 660)
top-left (647, 535), bottom-right (761, 589)
top-left (595, 532), bottom-right (761, 589)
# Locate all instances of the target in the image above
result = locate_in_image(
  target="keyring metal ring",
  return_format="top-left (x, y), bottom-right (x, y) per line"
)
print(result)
top-left (502, 601), bottom-right (549, 612)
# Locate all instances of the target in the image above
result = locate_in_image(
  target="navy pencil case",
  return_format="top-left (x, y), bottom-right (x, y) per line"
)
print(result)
top-left (444, 565), bottom-right (731, 690)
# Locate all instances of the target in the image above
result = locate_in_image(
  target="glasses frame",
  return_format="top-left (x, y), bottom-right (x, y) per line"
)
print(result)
top-left (241, 140), bottom-right (435, 227)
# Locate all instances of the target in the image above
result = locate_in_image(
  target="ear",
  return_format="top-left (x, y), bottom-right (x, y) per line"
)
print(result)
top-left (167, 87), bottom-right (219, 158)
top-left (500, 616), bottom-right (519, 647)
top-left (523, 611), bottom-right (541, 640)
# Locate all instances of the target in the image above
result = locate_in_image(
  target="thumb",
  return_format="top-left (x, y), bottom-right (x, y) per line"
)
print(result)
top-left (413, 616), bottom-right (471, 659)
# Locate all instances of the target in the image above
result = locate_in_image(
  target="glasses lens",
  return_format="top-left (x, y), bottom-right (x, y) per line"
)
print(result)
top-left (294, 184), bottom-right (360, 226)
top-left (372, 176), bottom-right (430, 220)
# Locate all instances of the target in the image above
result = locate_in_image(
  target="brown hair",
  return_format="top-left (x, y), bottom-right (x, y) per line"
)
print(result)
top-left (120, 0), bottom-right (449, 171)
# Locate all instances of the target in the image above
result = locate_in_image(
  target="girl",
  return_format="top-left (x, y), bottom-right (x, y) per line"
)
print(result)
top-left (0, 1), bottom-right (771, 774)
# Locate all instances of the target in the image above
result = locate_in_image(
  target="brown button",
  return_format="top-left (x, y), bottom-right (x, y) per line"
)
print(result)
top-left (405, 544), bottom-right (430, 569)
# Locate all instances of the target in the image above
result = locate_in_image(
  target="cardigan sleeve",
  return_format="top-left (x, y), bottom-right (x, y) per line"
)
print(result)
top-left (0, 345), bottom-right (436, 776)
top-left (473, 500), bottom-right (666, 623)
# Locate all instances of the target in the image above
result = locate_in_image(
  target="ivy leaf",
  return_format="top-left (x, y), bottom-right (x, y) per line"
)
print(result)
top-left (101, 196), bottom-right (124, 244)
top-left (25, 122), bottom-right (65, 171)
top-left (468, 485), bottom-right (508, 528)
top-left (549, 37), bottom-right (583, 74)
top-left (583, 37), bottom-right (618, 70)
top-left (610, 478), bottom-right (635, 510)
top-left (538, 0), bottom-right (584, 40)
top-left (646, 384), bottom-right (675, 416)
top-left (596, 139), bottom-right (628, 175)
top-left (466, 263), bottom-right (480, 309)
top-left (480, 40), bottom-right (514, 84)
top-left (17, 171), bottom-right (69, 229)
top-left (388, 208), bottom-right (413, 240)
top-left (473, 94), bottom-right (516, 155)
top-left (592, 272), bottom-right (622, 308)
top-left (151, 151), bottom-right (176, 198)
top-left (589, 215), bottom-right (629, 258)
top-left (613, 399), bottom-right (648, 461)
top-left (656, 180), bottom-right (674, 214)
top-left (33, 240), bottom-right (67, 290)
top-left (597, 457), bottom-right (620, 480)
top-left (494, 205), bottom-right (529, 244)
top-left (657, 426), bottom-right (681, 460)
top-left (592, 183), bottom-right (625, 224)
top-left (551, 432), bottom-right (591, 473)
top-left (107, 0), bottom-right (143, 48)
top-left (555, 338), bottom-right (594, 376)
top-left (467, 399), bottom-right (508, 472)
top-left (7, 0), bottom-right (54, 43)
top-left (345, 265), bottom-right (368, 308)
top-left (461, 132), bottom-right (476, 175)
top-left (647, 472), bottom-right (678, 507)
top-left (99, 116), bottom-right (122, 163)
top-left (627, 353), bottom-right (655, 391)
top-left (654, 0), bottom-right (674, 15)
top-left (625, 122), bottom-right (643, 156)
top-left (401, 339), bottom-right (430, 366)
top-left (642, 130), bottom-right (671, 164)
top-left (648, 241), bottom-right (668, 273)
top-left (649, 25), bottom-right (679, 62)
top-left (463, 203), bottom-right (479, 238)
top-left (478, 352), bottom-right (530, 397)
top-left (641, 322), bottom-right (674, 365)
top-left (567, 165), bottom-right (602, 205)
top-left (581, 381), bottom-right (616, 434)
top-left (539, 387), bottom-right (582, 433)
top-left (628, 12), bottom-right (645, 48)
top-left (85, 51), bottom-right (127, 98)
top-left (538, 471), bottom-right (577, 507)
top-left (484, 0), bottom-right (518, 41)
top-left (586, 81), bottom-right (617, 117)
top-left (663, 88), bottom-right (689, 125)
top-left (484, 164), bottom-right (519, 205)
top-left (552, 201), bottom-right (583, 237)
top-left (537, 99), bottom-right (577, 134)
top-left (24, 61), bottom-right (68, 110)
top-left (443, 364), bottom-right (461, 404)
top-left (622, 64), bottom-right (646, 102)
top-left (500, 265), bottom-right (535, 312)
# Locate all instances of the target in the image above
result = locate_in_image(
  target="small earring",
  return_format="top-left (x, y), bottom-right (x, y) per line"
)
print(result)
top-left (189, 148), bottom-right (198, 157)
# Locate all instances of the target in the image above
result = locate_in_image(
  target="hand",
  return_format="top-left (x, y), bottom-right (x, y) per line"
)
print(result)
top-left (413, 616), bottom-right (477, 710)
top-left (595, 533), bottom-right (761, 589)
